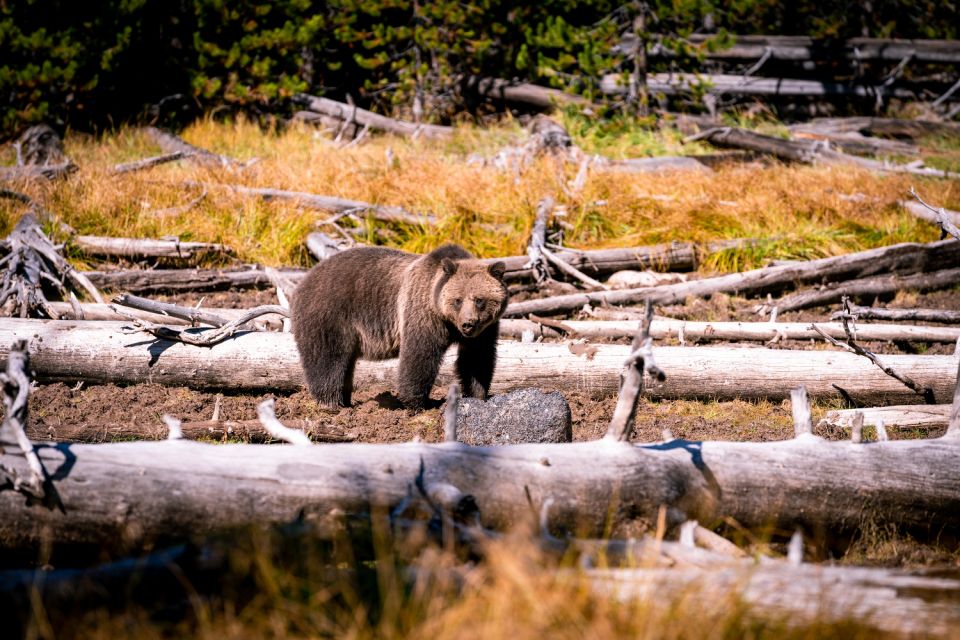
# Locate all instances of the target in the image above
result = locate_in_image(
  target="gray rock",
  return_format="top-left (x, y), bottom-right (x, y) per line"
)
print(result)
top-left (451, 388), bottom-right (572, 446)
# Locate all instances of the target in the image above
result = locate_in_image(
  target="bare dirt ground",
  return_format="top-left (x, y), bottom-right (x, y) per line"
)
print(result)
top-left (24, 283), bottom-right (958, 445)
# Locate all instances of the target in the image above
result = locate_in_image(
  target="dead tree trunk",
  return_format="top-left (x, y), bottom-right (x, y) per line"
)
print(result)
top-left (774, 267), bottom-right (960, 312)
top-left (818, 404), bottom-right (951, 432)
top-left (83, 267), bottom-right (304, 294)
top-left (293, 94), bottom-right (453, 139)
top-left (500, 318), bottom-right (960, 343)
top-left (72, 235), bottom-right (232, 260)
top-left (505, 239), bottom-right (960, 317)
top-left (0, 434), bottom-right (957, 555)
top-left (0, 319), bottom-right (955, 403)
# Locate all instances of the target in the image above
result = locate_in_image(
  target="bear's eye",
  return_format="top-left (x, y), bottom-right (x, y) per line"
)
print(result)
top-left (474, 298), bottom-right (485, 311)
top-left (453, 297), bottom-right (463, 309)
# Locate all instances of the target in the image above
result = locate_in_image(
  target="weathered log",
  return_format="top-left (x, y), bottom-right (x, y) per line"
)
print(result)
top-left (0, 319), bottom-right (955, 403)
top-left (501, 318), bottom-right (960, 344)
top-left (110, 151), bottom-right (191, 175)
top-left (818, 404), bottom-right (950, 432)
top-left (305, 232), bottom-right (345, 261)
top-left (790, 129), bottom-right (919, 157)
top-left (649, 34), bottom-right (960, 65)
top-left (587, 563), bottom-right (960, 638)
top-left (791, 116), bottom-right (960, 139)
top-left (142, 127), bottom-right (240, 168)
top-left (685, 126), bottom-right (825, 163)
top-left (602, 73), bottom-right (917, 100)
top-left (72, 235), bottom-right (232, 260)
top-left (25, 418), bottom-right (354, 444)
top-left (774, 267), bottom-right (960, 312)
top-left (901, 198), bottom-right (960, 239)
top-left (191, 181), bottom-right (435, 227)
top-left (838, 303), bottom-right (960, 324)
top-left (504, 239), bottom-right (960, 317)
top-left (0, 432), bottom-right (957, 556)
top-left (465, 76), bottom-right (595, 112)
top-left (293, 93), bottom-right (453, 139)
top-left (82, 266), bottom-right (303, 294)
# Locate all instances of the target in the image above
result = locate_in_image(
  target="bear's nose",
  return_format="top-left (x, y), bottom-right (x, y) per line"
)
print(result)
top-left (461, 320), bottom-right (476, 333)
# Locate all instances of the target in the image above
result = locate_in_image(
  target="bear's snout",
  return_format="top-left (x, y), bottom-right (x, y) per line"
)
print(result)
top-left (460, 319), bottom-right (478, 335)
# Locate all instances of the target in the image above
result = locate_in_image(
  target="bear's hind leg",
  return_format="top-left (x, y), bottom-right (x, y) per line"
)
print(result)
top-left (301, 330), bottom-right (359, 409)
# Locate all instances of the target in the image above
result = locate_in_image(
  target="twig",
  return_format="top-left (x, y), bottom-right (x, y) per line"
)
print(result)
top-left (909, 186), bottom-right (960, 241)
top-left (604, 300), bottom-right (666, 442)
top-left (256, 398), bottom-right (312, 445)
top-left (112, 293), bottom-right (232, 327)
top-left (115, 304), bottom-right (289, 347)
top-left (541, 246), bottom-right (609, 290)
top-left (0, 340), bottom-right (45, 499)
top-left (527, 313), bottom-right (577, 336)
top-left (443, 383), bottom-right (461, 443)
top-left (811, 317), bottom-right (934, 403)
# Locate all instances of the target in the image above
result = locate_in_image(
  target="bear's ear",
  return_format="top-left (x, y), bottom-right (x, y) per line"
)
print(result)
top-left (441, 258), bottom-right (458, 276)
top-left (488, 261), bottom-right (506, 280)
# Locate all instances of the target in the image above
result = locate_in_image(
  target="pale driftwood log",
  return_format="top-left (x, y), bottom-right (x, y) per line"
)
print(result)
top-left (0, 319), bottom-right (956, 403)
top-left (586, 563), bottom-right (960, 638)
top-left (901, 199), bottom-right (960, 232)
top-left (46, 301), bottom-right (283, 330)
top-left (83, 266), bottom-right (304, 293)
top-left (601, 156), bottom-right (715, 173)
top-left (0, 433), bottom-right (957, 555)
top-left (305, 232), bottom-right (345, 261)
top-left (818, 404), bottom-right (951, 432)
top-left (649, 34), bottom-right (960, 65)
top-left (142, 127), bottom-right (242, 168)
top-left (72, 235), bottom-right (232, 260)
top-left (110, 151), bottom-right (192, 175)
top-left (837, 302), bottom-right (960, 324)
top-left (505, 238), bottom-right (960, 317)
top-left (604, 301), bottom-right (663, 442)
top-left (774, 267), bottom-right (960, 312)
top-left (190, 181), bottom-right (435, 227)
top-left (501, 318), bottom-right (960, 343)
top-left (294, 94), bottom-right (453, 139)
top-left (789, 116), bottom-right (960, 139)
top-left (602, 73), bottom-right (918, 100)
top-left (26, 417), bottom-right (354, 444)
top-left (790, 129), bottom-right (919, 157)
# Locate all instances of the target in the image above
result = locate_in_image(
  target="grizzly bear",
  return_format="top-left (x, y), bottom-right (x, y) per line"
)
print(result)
top-left (291, 244), bottom-right (508, 410)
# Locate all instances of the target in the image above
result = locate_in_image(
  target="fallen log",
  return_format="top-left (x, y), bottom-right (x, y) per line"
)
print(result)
top-left (72, 235), bottom-right (232, 260)
top-left (25, 418), bottom-right (354, 444)
top-left (191, 182), bottom-right (435, 227)
top-left (82, 266), bottom-right (303, 294)
top-left (773, 267), bottom-right (960, 312)
top-left (504, 239), bottom-right (960, 317)
top-left (0, 319), bottom-right (955, 403)
top-left (500, 318), bottom-right (960, 344)
top-left (142, 127), bottom-right (242, 168)
top-left (685, 126), bottom-right (824, 163)
top-left (465, 76), bottom-right (595, 112)
top-left (47, 301), bottom-right (286, 330)
top-left (650, 34), bottom-right (960, 65)
top-left (838, 303), bottom-right (960, 324)
top-left (110, 151), bottom-right (191, 175)
top-left (790, 116), bottom-right (960, 140)
top-left (601, 73), bottom-right (918, 100)
top-left (900, 199), bottom-right (960, 232)
top-left (293, 93), bottom-right (453, 139)
top-left (587, 563), bottom-right (960, 638)
top-left (818, 404), bottom-right (950, 432)
top-left (0, 430), bottom-right (957, 556)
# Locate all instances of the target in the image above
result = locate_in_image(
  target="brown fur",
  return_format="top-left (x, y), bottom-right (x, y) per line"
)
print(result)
top-left (291, 244), bottom-right (508, 409)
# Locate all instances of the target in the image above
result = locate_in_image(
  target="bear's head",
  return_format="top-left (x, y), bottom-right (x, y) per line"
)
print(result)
top-left (438, 258), bottom-right (508, 338)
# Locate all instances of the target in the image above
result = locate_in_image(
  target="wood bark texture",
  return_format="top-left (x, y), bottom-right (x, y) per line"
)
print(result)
top-left (0, 434), bottom-right (957, 555)
top-left (818, 404), bottom-right (951, 431)
top-left (500, 318), bottom-right (960, 343)
top-left (0, 319), bottom-right (955, 403)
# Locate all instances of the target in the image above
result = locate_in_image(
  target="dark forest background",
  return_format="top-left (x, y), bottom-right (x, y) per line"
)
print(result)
top-left (2, 0), bottom-right (958, 136)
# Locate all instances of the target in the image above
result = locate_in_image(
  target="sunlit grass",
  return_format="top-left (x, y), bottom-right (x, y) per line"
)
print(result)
top-left (0, 116), bottom-right (955, 271)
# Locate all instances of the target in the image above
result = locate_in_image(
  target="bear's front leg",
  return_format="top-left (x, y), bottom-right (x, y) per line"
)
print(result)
top-left (397, 320), bottom-right (450, 409)
top-left (456, 322), bottom-right (499, 399)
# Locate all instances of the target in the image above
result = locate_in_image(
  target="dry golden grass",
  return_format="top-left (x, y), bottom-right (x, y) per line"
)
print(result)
top-left (1, 116), bottom-right (955, 271)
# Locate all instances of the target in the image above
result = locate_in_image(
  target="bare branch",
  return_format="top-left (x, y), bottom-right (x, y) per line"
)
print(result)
top-left (114, 304), bottom-right (289, 346)
top-left (908, 187), bottom-right (960, 241)
top-left (256, 398), bottom-right (312, 446)
top-left (0, 340), bottom-right (45, 499)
